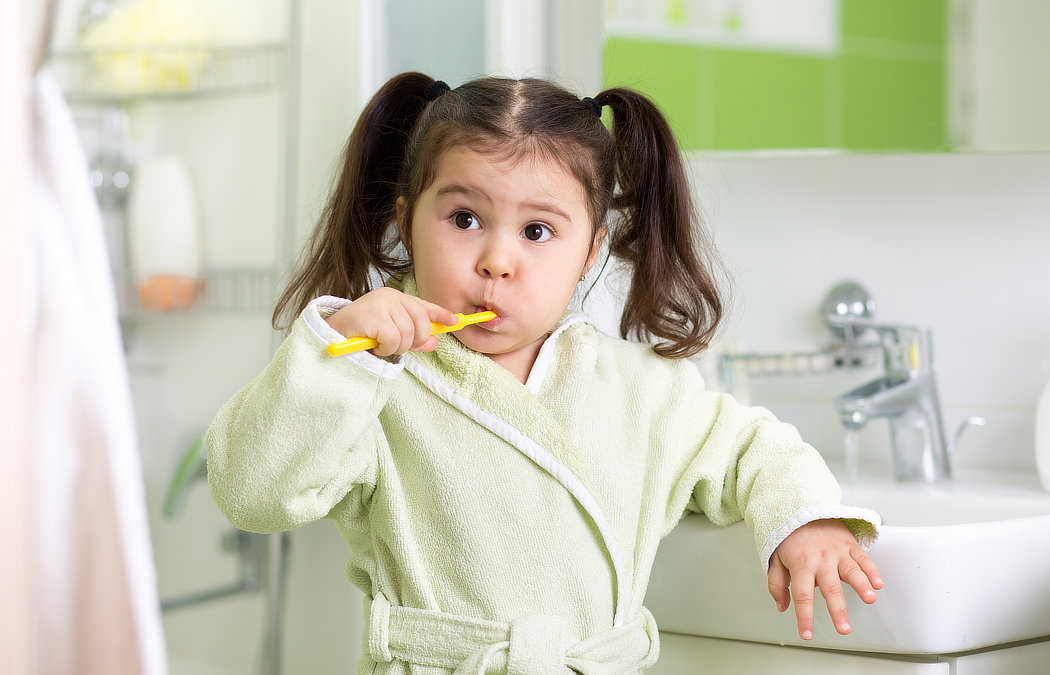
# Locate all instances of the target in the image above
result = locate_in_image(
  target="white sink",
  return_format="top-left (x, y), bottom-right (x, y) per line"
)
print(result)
top-left (645, 466), bottom-right (1050, 654)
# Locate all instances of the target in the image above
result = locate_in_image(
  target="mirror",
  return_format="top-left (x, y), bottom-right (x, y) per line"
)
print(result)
top-left (362, 0), bottom-right (603, 99)
top-left (603, 0), bottom-right (1050, 154)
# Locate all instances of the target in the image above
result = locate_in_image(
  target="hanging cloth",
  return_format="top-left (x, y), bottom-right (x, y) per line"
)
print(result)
top-left (28, 70), bottom-right (168, 675)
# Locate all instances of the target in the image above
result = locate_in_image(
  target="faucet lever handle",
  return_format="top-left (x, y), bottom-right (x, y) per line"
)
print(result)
top-left (947, 416), bottom-right (988, 455)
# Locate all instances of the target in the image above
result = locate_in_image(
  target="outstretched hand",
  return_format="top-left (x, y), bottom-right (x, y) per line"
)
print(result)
top-left (767, 518), bottom-right (883, 640)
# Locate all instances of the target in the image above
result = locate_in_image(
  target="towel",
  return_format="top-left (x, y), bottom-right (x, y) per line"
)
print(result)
top-left (27, 71), bottom-right (167, 675)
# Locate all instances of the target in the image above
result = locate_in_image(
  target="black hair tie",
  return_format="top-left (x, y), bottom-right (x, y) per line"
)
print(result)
top-left (425, 80), bottom-right (451, 101)
top-left (582, 97), bottom-right (602, 117)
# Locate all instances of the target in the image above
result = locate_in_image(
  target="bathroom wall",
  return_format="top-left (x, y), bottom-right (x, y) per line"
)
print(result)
top-left (680, 151), bottom-right (1050, 476)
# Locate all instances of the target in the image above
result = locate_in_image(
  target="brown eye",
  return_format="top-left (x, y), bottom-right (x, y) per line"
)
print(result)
top-left (523, 223), bottom-right (551, 242)
top-left (453, 211), bottom-right (479, 230)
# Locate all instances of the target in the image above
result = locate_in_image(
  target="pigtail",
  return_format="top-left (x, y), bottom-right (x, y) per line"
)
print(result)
top-left (272, 72), bottom-right (435, 330)
top-left (594, 88), bottom-right (725, 358)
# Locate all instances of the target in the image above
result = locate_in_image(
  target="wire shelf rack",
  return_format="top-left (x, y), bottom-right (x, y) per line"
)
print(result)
top-left (720, 342), bottom-right (882, 379)
top-left (114, 267), bottom-right (280, 316)
top-left (48, 44), bottom-right (286, 104)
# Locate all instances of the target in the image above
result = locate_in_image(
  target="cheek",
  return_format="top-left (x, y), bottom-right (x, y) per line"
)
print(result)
top-left (411, 240), bottom-right (469, 304)
top-left (530, 263), bottom-right (581, 311)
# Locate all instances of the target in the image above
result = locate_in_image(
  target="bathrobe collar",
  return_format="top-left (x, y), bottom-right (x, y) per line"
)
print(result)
top-left (389, 271), bottom-right (590, 473)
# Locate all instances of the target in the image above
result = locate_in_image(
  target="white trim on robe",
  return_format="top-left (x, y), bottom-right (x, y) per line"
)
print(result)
top-left (524, 313), bottom-right (588, 395)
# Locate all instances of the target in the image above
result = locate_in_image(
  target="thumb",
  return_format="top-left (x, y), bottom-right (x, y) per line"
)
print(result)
top-left (767, 554), bottom-right (791, 613)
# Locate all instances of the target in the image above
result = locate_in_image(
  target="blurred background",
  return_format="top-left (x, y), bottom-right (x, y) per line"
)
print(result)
top-left (17, 1), bottom-right (1050, 673)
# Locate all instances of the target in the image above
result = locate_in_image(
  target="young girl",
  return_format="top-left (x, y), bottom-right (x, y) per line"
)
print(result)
top-left (207, 72), bottom-right (883, 673)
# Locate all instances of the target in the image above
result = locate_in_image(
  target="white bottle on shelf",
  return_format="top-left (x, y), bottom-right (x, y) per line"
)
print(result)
top-left (127, 153), bottom-right (202, 311)
top-left (1037, 377), bottom-right (1050, 491)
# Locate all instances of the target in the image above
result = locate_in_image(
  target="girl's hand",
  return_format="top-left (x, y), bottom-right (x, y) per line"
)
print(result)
top-left (767, 518), bottom-right (883, 641)
top-left (325, 288), bottom-right (458, 356)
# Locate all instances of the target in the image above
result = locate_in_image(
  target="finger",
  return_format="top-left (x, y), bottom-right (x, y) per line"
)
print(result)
top-left (389, 309), bottom-right (418, 355)
top-left (854, 547), bottom-right (884, 591)
top-left (767, 555), bottom-right (791, 613)
top-left (839, 556), bottom-right (875, 605)
top-left (426, 302), bottom-right (459, 327)
top-left (371, 320), bottom-right (402, 357)
top-left (407, 299), bottom-right (458, 351)
top-left (790, 571), bottom-right (816, 640)
top-left (405, 304), bottom-right (436, 352)
top-left (816, 567), bottom-right (851, 635)
top-left (370, 302), bottom-right (419, 356)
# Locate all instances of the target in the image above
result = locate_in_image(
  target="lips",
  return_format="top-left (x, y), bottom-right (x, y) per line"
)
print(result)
top-left (472, 304), bottom-right (502, 326)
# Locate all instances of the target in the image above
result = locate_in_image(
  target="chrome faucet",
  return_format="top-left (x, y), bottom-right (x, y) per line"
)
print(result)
top-left (821, 281), bottom-right (983, 482)
top-left (832, 318), bottom-right (953, 481)
top-left (830, 316), bottom-right (986, 481)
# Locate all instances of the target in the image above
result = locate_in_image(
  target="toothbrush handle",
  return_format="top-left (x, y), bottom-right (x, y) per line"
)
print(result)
top-left (326, 311), bottom-right (496, 356)
top-left (327, 336), bottom-right (380, 356)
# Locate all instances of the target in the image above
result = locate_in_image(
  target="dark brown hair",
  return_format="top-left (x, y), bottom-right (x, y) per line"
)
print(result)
top-left (274, 72), bottom-right (724, 358)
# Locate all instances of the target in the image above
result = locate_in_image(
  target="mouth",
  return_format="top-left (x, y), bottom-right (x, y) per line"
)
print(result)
top-left (471, 304), bottom-right (503, 327)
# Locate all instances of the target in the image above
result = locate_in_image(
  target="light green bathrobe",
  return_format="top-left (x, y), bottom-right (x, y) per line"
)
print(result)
top-left (207, 276), bottom-right (879, 674)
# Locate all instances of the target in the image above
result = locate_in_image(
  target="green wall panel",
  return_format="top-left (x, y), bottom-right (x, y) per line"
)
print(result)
top-left (710, 48), bottom-right (829, 150)
top-left (603, 1), bottom-right (948, 152)
top-left (841, 0), bottom-right (946, 45)
top-left (841, 53), bottom-right (946, 151)
top-left (602, 38), bottom-right (704, 150)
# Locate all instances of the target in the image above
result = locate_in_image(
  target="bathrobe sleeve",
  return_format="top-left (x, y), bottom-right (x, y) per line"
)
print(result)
top-left (662, 358), bottom-right (879, 568)
top-left (207, 296), bottom-right (398, 534)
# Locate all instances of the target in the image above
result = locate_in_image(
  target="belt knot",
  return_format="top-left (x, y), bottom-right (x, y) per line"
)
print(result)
top-left (507, 614), bottom-right (569, 675)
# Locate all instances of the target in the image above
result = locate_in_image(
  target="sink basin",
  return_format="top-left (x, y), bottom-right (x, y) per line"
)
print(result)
top-left (644, 466), bottom-right (1050, 654)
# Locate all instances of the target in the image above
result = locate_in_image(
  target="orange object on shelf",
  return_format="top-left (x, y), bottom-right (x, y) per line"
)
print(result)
top-left (137, 275), bottom-right (200, 312)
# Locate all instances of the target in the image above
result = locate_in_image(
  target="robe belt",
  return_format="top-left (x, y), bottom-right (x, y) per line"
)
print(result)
top-left (367, 592), bottom-right (660, 675)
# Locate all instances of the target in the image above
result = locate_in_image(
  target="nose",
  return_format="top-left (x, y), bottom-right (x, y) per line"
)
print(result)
top-left (477, 233), bottom-right (515, 279)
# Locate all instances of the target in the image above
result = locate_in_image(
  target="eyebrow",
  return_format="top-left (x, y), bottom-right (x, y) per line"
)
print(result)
top-left (434, 183), bottom-right (574, 222)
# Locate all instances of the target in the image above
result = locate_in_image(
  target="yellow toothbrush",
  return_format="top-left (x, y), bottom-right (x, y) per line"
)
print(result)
top-left (327, 310), bottom-right (497, 356)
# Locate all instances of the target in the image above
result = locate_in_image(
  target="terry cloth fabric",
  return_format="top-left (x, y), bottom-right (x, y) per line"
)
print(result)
top-left (28, 71), bottom-right (168, 675)
top-left (207, 272), bottom-right (879, 674)
top-left (366, 591), bottom-right (658, 673)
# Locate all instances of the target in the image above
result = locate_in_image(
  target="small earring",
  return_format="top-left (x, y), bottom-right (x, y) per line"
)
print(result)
top-left (579, 274), bottom-right (586, 283)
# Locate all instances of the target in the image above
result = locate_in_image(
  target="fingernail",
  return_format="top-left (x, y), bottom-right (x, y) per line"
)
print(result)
top-left (841, 623), bottom-right (852, 633)
top-left (801, 629), bottom-right (813, 640)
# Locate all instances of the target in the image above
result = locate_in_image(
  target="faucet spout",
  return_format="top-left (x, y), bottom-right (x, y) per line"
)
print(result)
top-left (822, 287), bottom-right (972, 482)
top-left (835, 372), bottom-right (951, 482)
top-left (840, 408), bottom-right (866, 430)
top-left (833, 358), bottom-right (952, 482)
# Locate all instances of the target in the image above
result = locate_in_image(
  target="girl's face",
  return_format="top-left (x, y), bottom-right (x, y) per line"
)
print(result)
top-left (401, 146), bottom-right (603, 382)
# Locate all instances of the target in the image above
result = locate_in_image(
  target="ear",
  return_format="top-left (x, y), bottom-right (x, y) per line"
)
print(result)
top-left (395, 197), bottom-right (411, 254)
top-left (584, 225), bottom-right (607, 274)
